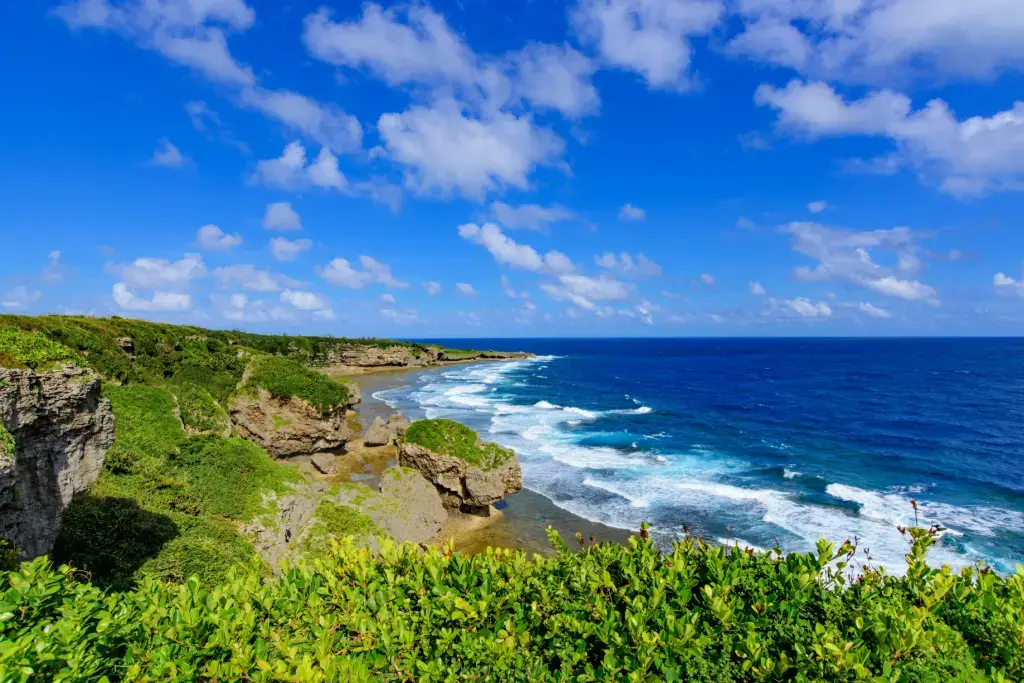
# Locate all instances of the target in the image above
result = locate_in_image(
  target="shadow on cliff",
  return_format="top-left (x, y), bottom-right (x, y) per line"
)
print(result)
top-left (52, 494), bottom-right (179, 591)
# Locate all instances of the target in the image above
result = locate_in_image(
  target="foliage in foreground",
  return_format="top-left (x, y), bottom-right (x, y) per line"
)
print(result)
top-left (2, 527), bottom-right (1023, 682)
top-left (52, 385), bottom-right (299, 591)
top-left (404, 418), bottom-right (515, 470)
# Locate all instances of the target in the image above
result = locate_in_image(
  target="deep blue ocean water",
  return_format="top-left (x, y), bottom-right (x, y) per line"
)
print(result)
top-left (376, 338), bottom-right (1024, 574)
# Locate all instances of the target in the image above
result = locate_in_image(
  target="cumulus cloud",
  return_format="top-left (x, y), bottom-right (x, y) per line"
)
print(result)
top-left (150, 139), bottom-right (187, 168)
top-left (377, 102), bottom-right (564, 201)
top-left (220, 293), bottom-right (295, 323)
top-left (380, 293), bottom-right (396, 304)
top-left (319, 255), bottom-right (408, 290)
top-left (456, 282), bottom-right (477, 295)
top-left (213, 264), bottom-right (281, 292)
top-left (774, 297), bottom-right (832, 318)
top-left (2, 286), bottom-right (42, 311)
top-left (757, 80), bottom-right (1024, 197)
top-left (458, 222), bottom-right (574, 274)
top-left (280, 288), bottom-right (333, 319)
top-left (380, 307), bottom-right (420, 324)
top-left (807, 200), bottom-right (828, 214)
top-left (112, 283), bottom-right (191, 311)
top-left (749, 280), bottom-right (767, 296)
top-left (263, 202), bottom-right (301, 231)
top-left (994, 271), bottom-right (1024, 297)
top-left (857, 302), bottom-right (893, 318)
top-left (540, 273), bottom-right (632, 310)
top-left (269, 237), bottom-right (312, 262)
top-left (196, 224), bottom-right (242, 250)
top-left (42, 251), bottom-right (72, 285)
top-left (489, 201), bottom-right (574, 231)
top-left (618, 203), bottom-right (646, 222)
top-left (729, 0), bottom-right (1024, 84)
top-left (595, 252), bottom-right (662, 276)
top-left (783, 221), bottom-right (939, 302)
top-left (110, 253), bottom-right (205, 289)
top-left (250, 141), bottom-right (348, 191)
top-left (572, 0), bottom-right (723, 90)
top-left (422, 281), bottom-right (443, 295)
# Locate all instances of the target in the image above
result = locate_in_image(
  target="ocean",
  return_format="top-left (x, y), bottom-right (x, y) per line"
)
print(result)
top-left (374, 338), bottom-right (1024, 574)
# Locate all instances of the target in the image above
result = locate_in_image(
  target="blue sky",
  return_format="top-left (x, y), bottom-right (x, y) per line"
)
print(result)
top-left (2, 0), bottom-right (1023, 337)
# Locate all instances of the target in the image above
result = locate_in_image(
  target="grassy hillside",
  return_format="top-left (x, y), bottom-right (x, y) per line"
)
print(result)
top-left (3, 527), bottom-right (1022, 681)
top-left (404, 418), bottom-right (515, 470)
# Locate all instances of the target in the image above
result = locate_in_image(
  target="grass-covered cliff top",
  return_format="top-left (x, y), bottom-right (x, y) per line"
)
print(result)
top-left (404, 418), bottom-right (515, 470)
top-left (4, 527), bottom-right (1023, 681)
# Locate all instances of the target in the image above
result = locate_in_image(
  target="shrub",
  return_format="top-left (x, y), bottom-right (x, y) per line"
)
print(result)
top-left (0, 424), bottom-right (14, 459)
top-left (298, 500), bottom-right (378, 561)
top-left (404, 418), bottom-right (514, 470)
top-left (3, 527), bottom-right (1023, 682)
top-left (245, 355), bottom-right (351, 414)
top-left (0, 326), bottom-right (78, 371)
top-left (169, 382), bottom-right (230, 434)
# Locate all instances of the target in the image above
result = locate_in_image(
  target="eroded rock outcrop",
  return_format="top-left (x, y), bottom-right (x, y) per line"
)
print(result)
top-left (364, 414), bottom-right (410, 447)
top-left (398, 442), bottom-right (523, 515)
top-left (0, 365), bottom-right (114, 558)
top-left (229, 389), bottom-right (354, 458)
top-left (322, 343), bottom-right (532, 373)
top-left (338, 466), bottom-right (447, 544)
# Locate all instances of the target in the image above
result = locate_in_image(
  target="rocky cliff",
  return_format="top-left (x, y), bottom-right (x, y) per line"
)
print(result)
top-left (398, 441), bottom-right (523, 515)
top-left (323, 343), bottom-right (532, 373)
top-left (0, 365), bottom-right (114, 558)
top-left (230, 389), bottom-right (355, 459)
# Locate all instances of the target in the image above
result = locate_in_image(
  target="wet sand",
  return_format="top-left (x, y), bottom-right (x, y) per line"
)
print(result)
top-left (342, 366), bottom-right (635, 557)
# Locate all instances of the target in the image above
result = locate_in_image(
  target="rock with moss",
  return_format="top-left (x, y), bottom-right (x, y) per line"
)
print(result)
top-left (398, 419), bottom-right (522, 514)
top-left (0, 364), bottom-right (114, 558)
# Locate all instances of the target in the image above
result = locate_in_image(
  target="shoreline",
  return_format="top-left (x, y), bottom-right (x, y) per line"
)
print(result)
top-left (344, 363), bottom-right (634, 556)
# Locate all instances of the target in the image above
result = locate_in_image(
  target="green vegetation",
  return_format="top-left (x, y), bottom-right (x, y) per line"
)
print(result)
top-left (404, 418), bottom-right (514, 470)
top-left (245, 355), bottom-right (350, 414)
top-left (3, 526), bottom-right (1023, 682)
top-left (169, 382), bottom-right (229, 434)
top-left (298, 500), bottom-right (378, 561)
top-left (0, 326), bottom-right (79, 371)
top-left (0, 424), bottom-right (13, 459)
top-left (52, 385), bottom-right (299, 591)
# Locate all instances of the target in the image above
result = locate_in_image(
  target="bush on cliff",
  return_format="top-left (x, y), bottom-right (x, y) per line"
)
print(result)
top-left (0, 325), bottom-right (79, 371)
top-left (404, 418), bottom-right (514, 470)
top-left (3, 526), bottom-right (1023, 682)
top-left (53, 385), bottom-right (299, 590)
top-left (244, 355), bottom-right (351, 414)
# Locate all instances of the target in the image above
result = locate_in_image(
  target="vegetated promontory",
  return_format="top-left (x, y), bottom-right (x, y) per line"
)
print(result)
top-left (0, 314), bottom-right (1022, 682)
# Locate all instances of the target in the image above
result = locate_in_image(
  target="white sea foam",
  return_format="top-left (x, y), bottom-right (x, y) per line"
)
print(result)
top-left (583, 477), bottom-right (651, 508)
top-left (783, 468), bottom-right (801, 479)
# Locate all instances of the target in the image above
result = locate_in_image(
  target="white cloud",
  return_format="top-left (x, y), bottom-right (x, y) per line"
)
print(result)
top-left (729, 0), bottom-right (1024, 84)
top-left (501, 274), bottom-right (529, 299)
top-left (783, 221), bottom-right (939, 303)
top-left (422, 281), bottom-right (443, 295)
top-left (2, 286), bottom-right (42, 311)
top-left (239, 87), bottom-right (362, 154)
top-left (380, 307), bottom-right (420, 324)
top-left (458, 222), bottom-right (575, 274)
top-left (857, 302), bottom-right (893, 318)
top-left (757, 80), bottom-right (1024, 197)
top-left (668, 312), bottom-right (696, 323)
top-left (280, 289), bottom-right (334, 319)
top-left (377, 102), bottom-right (564, 201)
top-left (319, 255), bottom-right (408, 290)
top-left (150, 139), bottom-right (187, 167)
top-left (196, 224), bottom-right (242, 250)
top-left (540, 273), bottom-right (632, 310)
top-left (618, 203), bottom-right (646, 222)
top-left (269, 237), bottom-right (312, 262)
top-left (250, 141), bottom-right (348, 191)
top-left (303, 4), bottom-right (597, 119)
top-left (380, 293), bottom-right (396, 304)
top-left (213, 264), bottom-right (280, 292)
top-left (749, 280), bottom-right (766, 296)
top-left (186, 100), bottom-right (249, 153)
top-left (776, 297), bottom-right (832, 318)
top-left (595, 252), bottom-right (662, 276)
top-left (710, 313), bottom-right (726, 323)
top-left (994, 272), bottom-right (1024, 297)
top-left (112, 282), bottom-right (191, 311)
top-left (807, 200), bottom-right (828, 214)
top-left (490, 201), bottom-right (574, 231)
top-left (736, 216), bottom-right (757, 230)
top-left (221, 293), bottom-right (295, 323)
top-left (111, 253), bottom-right (205, 289)
top-left (263, 202), bottom-right (302, 231)
top-left (456, 282), bottom-right (477, 296)
top-left (42, 251), bottom-right (71, 285)
top-left (700, 273), bottom-right (716, 286)
top-left (572, 0), bottom-right (723, 90)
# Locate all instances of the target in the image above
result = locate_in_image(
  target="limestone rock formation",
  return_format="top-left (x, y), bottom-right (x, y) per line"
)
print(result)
top-left (387, 413), bottom-right (410, 437)
top-left (242, 482), bottom-right (325, 569)
top-left (336, 467), bottom-right (446, 544)
top-left (229, 388), bottom-right (353, 458)
top-left (310, 452), bottom-right (336, 475)
top-left (0, 365), bottom-right (115, 558)
top-left (398, 442), bottom-right (523, 514)
top-left (364, 413), bottom-right (411, 447)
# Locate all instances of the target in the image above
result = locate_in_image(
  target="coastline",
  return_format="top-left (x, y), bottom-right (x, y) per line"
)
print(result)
top-left (344, 364), bottom-right (633, 556)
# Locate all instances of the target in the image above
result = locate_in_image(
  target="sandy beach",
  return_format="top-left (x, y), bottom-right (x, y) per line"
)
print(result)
top-left (341, 365), bottom-right (634, 556)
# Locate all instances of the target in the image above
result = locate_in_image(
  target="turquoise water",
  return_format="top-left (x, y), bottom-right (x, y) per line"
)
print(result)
top-left (377, 338), bottom-right (1024, 574)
